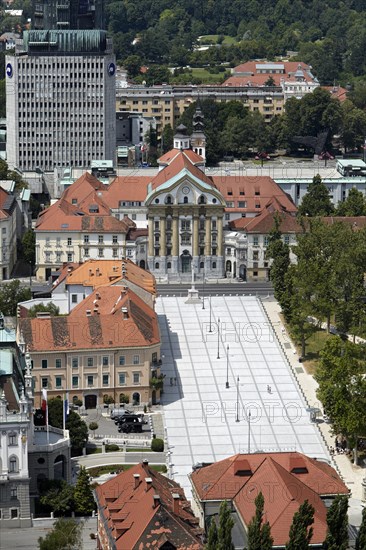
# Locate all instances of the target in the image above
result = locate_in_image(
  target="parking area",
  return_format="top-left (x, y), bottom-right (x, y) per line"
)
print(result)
top-left (156, 296), bottom-right (329, 499)
top-left (80, 408), bottom-right (151, 440)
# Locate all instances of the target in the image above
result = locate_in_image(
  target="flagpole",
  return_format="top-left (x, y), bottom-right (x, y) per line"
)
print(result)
top-left (63, 393), bottom-right (65, 432)
top-left (46, 400), bottom-right (49, 445)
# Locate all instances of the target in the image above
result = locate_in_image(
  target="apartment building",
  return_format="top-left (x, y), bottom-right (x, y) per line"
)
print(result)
top-left (17, 285), bottom-right (161, 408)
top-left (0, 186), bottom-right (18, 280)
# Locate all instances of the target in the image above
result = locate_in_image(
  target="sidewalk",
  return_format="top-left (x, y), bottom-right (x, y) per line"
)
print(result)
top-left (261, 298), bottom-right (366, 502)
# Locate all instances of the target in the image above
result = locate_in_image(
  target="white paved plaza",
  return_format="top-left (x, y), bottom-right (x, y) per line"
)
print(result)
top-left (156, 296), bottom-right (329, 497)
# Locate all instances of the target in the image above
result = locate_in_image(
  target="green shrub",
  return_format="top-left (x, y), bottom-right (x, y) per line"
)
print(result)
top-left (151, 438), bottom-right (164, 452)
top-left (119, 393), bottom-right (129, 404)
top-left (106, 444), bottom-right (120, 452)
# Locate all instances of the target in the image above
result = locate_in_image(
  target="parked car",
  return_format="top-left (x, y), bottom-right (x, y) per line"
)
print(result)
top-left (110, 408), bottom-right (132, 420)
top-left (117, 415), bottom-right (144, 433)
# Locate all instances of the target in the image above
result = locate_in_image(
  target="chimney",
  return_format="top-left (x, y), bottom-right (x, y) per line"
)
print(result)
top-left (89, 268), bottom-right (93, 276)
top-left (96, 268), bottom-right (100, 276)
top-left (145, 477), bottom-right (152, 491)
top-left (153, 495), bottom-right (160, 508)
top-left (143, 459), bottom-right (149, 467)
top-left (133, 473), bottom-right (140, 489)
top-left (67, 267), bottom-right (72, 272)
top-left (172, 493), bottom-right (180, 515)
top-left (86, 310), bottom-right (92, 316)
top-left (122, 307), bottom-right (128, 320)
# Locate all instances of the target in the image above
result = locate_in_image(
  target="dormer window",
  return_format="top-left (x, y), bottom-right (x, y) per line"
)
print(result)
top-left (198, 195), bottom-right (206, 204)
top-left (165, 195), bottom-right (173, 205)
top-left (183, 197), bottom-right (188, 204)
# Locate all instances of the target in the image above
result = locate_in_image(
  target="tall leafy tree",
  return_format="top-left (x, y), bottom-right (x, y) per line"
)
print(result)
top-left (267, 212), bottom-right (291, 305)
top-left (323, 495), bottom-right (349, 550)
top-left (356, 507), bottom-right (366, 550)
top-left (205, 517), bottom-right (218, 549)
top-left (217, 500), bottom-right (235, 550)
top-left (38, 517), bottom-right (83, 550)
top-left (74, 467), bottom-right (95, 516)
top-left (39, 480), bottom-right (75, 515)
top-left (336, 188), bottom-right (366, 216)
top-left (47, 398), bottom-right (88, 453)
top-left (0, 280), bottom-right (31, 316)
top-left (298, 175), bottom-right (334, 217)
top-left (246, 492), bottom-right (273, 550)
top-left (285, 500), bottom-right (315, 549)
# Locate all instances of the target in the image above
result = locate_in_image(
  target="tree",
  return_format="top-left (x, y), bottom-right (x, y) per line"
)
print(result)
top-left (336, 188), bottom-right (366, 216)
top-left (28, 302), bottom-right (60, 318)
top-left (123, 54), bottom-right (142, 78)
top-left (286, 500), bottom-right (315, 549)
top-left (298, 175), bottom-right (334, 217)
top-left (356, 507), bottom-right (366, 550)
top-left (0, 280), bottom-right (31, 316)
top-left (74, 467), bottom-right (95, 516)
top-left (267, 213), bottom-right (291, 305)
top-left (39, 480), bottom-right (74, 515)
top-left (205, 517), bottom-right (218, 549)
top-left (217, 500), bottom-right (235, 550)
top-left (21, 229), bottom-right (36, 267)
top-left (88, 422), bottom-right (98, 437)
top-left (246, 492), bottom-right (273, 550)
top-left (161, 123), bottom-right (174, 153)
top-left (47, 398), bottom-right (88, 453)
top-left (38, 517), bottom-right (83, 550)
top-left (323, 495), bottom-right (349, 550)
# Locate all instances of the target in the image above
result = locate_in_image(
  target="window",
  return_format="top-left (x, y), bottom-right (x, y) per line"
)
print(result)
top-left (98, 248), bottom-right (104, 257)
top-left (87, 375), bottom-right (94, 386)
top-left (133, 372), bottom-right (140, 384)
top-left (11, 509), bottom-right (18, 519)
top-left (119, 373), bottom-right (126, 385)
top-left (253, 271), bottom-right (258, 276)
top-left (67, 237), bottom-right (72, 246)
top-left (103, 374), bottom-right (109, 385)
top-left (238, 201), bottom-right (247, 208)
top-left (119, 355), bottom-right (125, 366)
top-left (56, 252), bottom-right (62, 262)
top-left (253, 237), bottom-right (259, 246)
top-left (55, 376), bottom-right (62, 389)
top-left (72, 357), bottom-right (78, 368)
top-left (10, 487), bottom-right (17, 499)
top-left (41, 377), bottom-right (48, 388)
top-left (41, 359), bottom-right (48, 369)
top-left (253, 251), bottom-right (259, 260)
top-left (225, 213), bottom-right (230, 220)
top-left (227, 248), bottom-right (231, 255)
top-left (87, 357), bottom-right (94, 367)
top-left (9, 456), bottom-right (18, 472)
top-left (84, 235), bottom-right (89, 243)
top-left (113, 248), bottom-right (118, 258)
top-left (133, 355), bottom-right (139, 365)
top-left (181, 220), bottom-right (190, 231)
top-left (264, 236), bottom-right (269, 247)
top-left (284, 235), bottom-right (290, 245)
top-left (71, 294), bottom-right (78, 304)
top-left (8, 433), bottom-right (17, 446)
top-left (84, 248), bottom-right (89, 257)
top-left (102, 356), bottom-right (109, 366)
top-left (72, 375), bottom-right (78, 387)
top-left (112, 235), bottom-right (118, 244)
top-left (98, 235), bottom-right (104, 243)
top-left (55, 359), bottom-right (61, 369)
top-left (67, 253), bottom-right (73, 262)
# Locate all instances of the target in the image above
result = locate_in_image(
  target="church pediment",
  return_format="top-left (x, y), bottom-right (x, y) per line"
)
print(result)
top-left (145, 170), bottom-right (226, 207)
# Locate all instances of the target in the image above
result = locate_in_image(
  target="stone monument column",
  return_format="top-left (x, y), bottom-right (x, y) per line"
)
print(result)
top-left (147, 216), bottom-right (154, 271)
top-left (172, 215), bottom-right (179, 273)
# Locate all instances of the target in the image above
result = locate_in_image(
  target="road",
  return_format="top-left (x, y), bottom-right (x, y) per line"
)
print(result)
top-left (73, 451), bottom-right (166, 469)
top-left (157, 281), bottom-right (274, 296)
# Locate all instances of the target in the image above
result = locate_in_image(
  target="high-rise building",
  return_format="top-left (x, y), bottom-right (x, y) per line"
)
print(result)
top-left (33, 0), bottom-right (105, 31)
top-left (5, 0), bottom-right (115, 173)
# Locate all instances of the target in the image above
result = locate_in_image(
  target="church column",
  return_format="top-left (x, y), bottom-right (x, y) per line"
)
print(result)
top-left (172, 215), bottom-right (179, 273)
top-left (160, 216), bottom-right (166, 256)
top-left (204, 216), bottom-right (211, 256)
top-left (217, 216), bottom-right (224, 275)
top-left (148, 216), bottom-right (154, 271)
top-left (148, 216), bottom-right (154, 257)
top-left (192, 215), bottom-right (199, 262)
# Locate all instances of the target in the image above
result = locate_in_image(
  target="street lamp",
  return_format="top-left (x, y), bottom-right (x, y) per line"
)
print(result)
top-left (217, 317), bottom-right (220, 359)
top-left (236, 376), bottom-right (240, 422)
top-left (226, 344), bottom-right (229, 388)
top-left (248, 410), bottom-right (251, 453)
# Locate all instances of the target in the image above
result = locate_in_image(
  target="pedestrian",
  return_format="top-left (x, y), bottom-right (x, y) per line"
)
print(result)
top-left (267, 385), bottom-right (271, 393)
top-left (170, 377), bottom-right (173, 386)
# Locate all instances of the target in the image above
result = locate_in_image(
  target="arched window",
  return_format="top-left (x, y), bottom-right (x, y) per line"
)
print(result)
top-left (155, 262), bottom-right (160, 269)
top-left (200, 261), bottom-right (204, 268)
top-left (73, 395), bottom-right (79, 403)
top-left (183, 196), bottom-right (188, 204)
top-left (198, 195), bottom-right (206, 204)
top-left (167, 262), bottom-right (171, 269)
top-left (212, 262), bottom-right (217, 269)
top-left (165, 195), bottom-right (172, 204)
top-left (9, 456), bottom-right (18, 473)
top-left (8, 432), bottom-right (17, 446)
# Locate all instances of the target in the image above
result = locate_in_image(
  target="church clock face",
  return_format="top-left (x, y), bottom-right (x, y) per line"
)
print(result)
top-left (182, 186), bottom-right (190, 194)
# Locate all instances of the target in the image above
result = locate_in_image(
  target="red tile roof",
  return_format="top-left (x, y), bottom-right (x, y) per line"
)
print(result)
top-left (223, 61), bottom-right (316, 87)
top-left (151, 151), bottom-right (213, 190)
top-left (322, 86), bottom-right (348, 102)
top-left (230, 201), bottom-right (299, 231)
top-left (104, 176), bottom-right (151, 206)
top-left (212, 176), bottom-right (297, 213)
top-left (191, 452), bottom-right (349, 548)
top-left (158, 148), bottom-right (204, 166)
top-left (36, 197), bottom-right (134, 233)
top-left (19, 286), bottom-right (159, 351)
top-left (95, 462), bottom-right (203, 550)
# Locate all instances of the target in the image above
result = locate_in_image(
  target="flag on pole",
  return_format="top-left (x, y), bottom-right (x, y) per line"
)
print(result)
top-left (41, 388), bottom-right (47, 414)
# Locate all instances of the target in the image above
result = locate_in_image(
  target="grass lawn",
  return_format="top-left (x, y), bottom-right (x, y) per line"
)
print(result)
top-left (199, 34), bottom-right (237, 45)
top-left (190, 67), bottom-right (225, 83)
top-left (300, 329), bottom-right (334, 374)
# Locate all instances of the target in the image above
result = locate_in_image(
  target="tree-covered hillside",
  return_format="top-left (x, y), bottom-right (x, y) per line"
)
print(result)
top-left (105, 0), bottom-right (366, 85)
